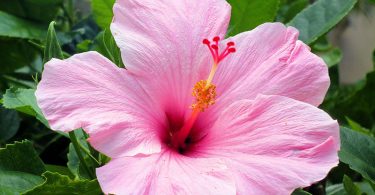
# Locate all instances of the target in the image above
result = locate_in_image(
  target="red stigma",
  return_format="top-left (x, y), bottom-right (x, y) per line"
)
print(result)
top-left (203, 39), bottom-right (210, 45)
top-left (227, 42), bottom-right (235, 46)
top-left (228, 48), bottom-right (236, 53)
top-left (203, 36), bottom-right (236, 64)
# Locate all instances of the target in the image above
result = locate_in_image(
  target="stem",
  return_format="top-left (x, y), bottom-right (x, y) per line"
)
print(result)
top-left (69, 131), bottom-right (95, 179)
top-left (40, 134), bottom-right (62, 154)
top-left (77, 140), bottom-right (100, 166)
top-left (83, 132), bottom-right (99, 158)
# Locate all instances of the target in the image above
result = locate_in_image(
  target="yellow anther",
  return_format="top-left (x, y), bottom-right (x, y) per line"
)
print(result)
top-left (191, 80), bottom-right (216, 112)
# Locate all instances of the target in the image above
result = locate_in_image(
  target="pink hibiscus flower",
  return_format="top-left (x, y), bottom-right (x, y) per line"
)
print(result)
top-left (35, 0), bottom-right (340, 194)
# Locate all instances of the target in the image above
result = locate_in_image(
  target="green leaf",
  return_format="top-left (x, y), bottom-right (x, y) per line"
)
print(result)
top-left (45, 165), bottom-right (74, 179)
top-left (67, 143), bottom-right (81, 178)
top-left (321, 70), bottom-right (375, 126)
top-left (339, 127), bottom-right (375, 183)
top-left (327, 182), bottom-right (375, 195)
top-left (278, 0), bottom-right (308, 23)
top-left (327, 184), bottom-right (346, 195)
top-left (67, 143), bottom-right (92, 179)
top-left (0, 11), bottom-right (46, 40)
top-left (0, 171), bottom-right (44, 195)
top-left (44, 21), bottom-right (64, 63)
top-left (292, 188), bottom-right (312, 195)
top-left (346, 117), bottom-right (372, 136)
top-left (288, 0), bottom-right (357, 44)
top-left (67, 130), bottom-right (97, 179)
top-left (94, 29), bottom-right (124, 68)
top-left (357, 180), bottom-right (375, 194)
top-left (2, 88), bottom-right (49, 127)
top-left (0, 39), bottom-right (42, 74)
top-left (0, 140), bottom-right (45, 175)
top-left (0, 0), bottom-right (64, 24)
top-left (92, 0), bottom-right (115, 29)
top-left (22, 172), bottom-right (102, 195)
top-left (0, 106), bottom-right (20, 142)
top-left (343, 175), bottom-right (362, 195)
top-left (319, 48), bottom-right (342, 68)
top-left (1, 74), bottom-right (38, 89)
top-left (0, 141), bottom-right (46, 194)
top-left (227, 0), bottom-right (280, 36)
top-left (76, 40), bottom-right (93, 53)
top-left (370, 181), bottom-right (375, 193)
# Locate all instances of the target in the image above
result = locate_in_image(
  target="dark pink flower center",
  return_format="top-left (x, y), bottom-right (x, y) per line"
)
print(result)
top-left (167, 37), bottom-right (236, 154)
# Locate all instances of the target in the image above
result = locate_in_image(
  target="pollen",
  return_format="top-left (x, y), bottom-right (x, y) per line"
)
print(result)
top-left (191, 80), bottom-right (216, 112)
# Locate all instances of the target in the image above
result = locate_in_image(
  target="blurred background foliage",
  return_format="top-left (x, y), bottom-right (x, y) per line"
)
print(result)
top-left (0, 0), bottom-right (375, 194)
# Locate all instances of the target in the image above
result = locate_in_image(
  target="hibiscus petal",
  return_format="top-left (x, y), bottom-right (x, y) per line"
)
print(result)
top-left (197, 23), bottom-right (329, 131)
top-left (111, 0), bottom-right (231, 114)
top-left (96, 150), bottom-right (236, 195)
top-left (228, 148), bottom-right (337, 195)
top-left (36, 51), bottom-right (164, 157)
top-left (193, 95), bottom-right (339, 194)
top-left (215, 22), bottom-right (328, 106)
